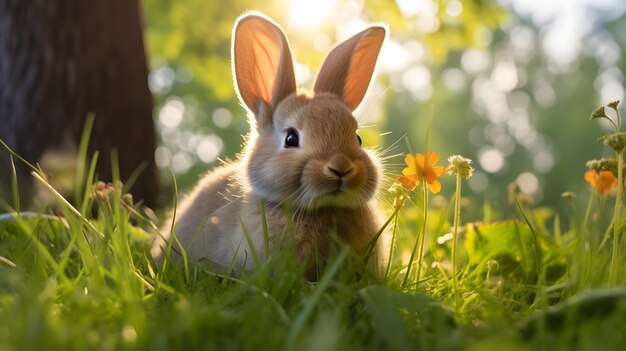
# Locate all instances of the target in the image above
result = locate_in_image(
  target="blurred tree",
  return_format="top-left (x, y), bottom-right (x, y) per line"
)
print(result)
top-left (383, 9), bottom-right (625, 217)
top-left (0, 0), bottom-right (159, 208)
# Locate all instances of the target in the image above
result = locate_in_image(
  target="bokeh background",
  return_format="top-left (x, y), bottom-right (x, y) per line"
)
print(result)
top-left (143, 0), bottom-right (626, 216)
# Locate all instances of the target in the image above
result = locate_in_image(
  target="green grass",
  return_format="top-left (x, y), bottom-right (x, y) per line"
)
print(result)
top-left (1, 143), bottom-right (626, 350)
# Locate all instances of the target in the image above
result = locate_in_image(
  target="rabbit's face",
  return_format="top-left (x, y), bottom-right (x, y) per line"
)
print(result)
top-left (233, 14), bottom-right (386, 209)
top-left (246, 94), bottom-right (381, 209)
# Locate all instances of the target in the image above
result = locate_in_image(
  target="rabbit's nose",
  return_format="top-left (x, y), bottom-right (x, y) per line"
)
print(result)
top-left (328, 166), bottom-right (353, 178)
top-left (327, 153), bottom-right (354, 178)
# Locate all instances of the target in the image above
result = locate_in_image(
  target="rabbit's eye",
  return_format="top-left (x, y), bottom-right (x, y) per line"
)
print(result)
top-left (285, 128), bottom-right (299, 148)
top-left (356, 133), bottom-right (362, 146)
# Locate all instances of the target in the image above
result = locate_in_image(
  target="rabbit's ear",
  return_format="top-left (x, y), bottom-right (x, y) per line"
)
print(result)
top-left (314, 26), bottom-right (386, 111)
top-left (232, 13), bottom-right (297, 116)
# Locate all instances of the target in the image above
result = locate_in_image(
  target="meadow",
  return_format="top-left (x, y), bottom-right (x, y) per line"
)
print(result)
top-left (1, 101), bottom-right (626, 351)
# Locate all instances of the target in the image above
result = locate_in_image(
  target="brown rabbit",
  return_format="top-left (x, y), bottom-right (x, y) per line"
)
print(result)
top-left (152, 12), bottom-right (388, 278)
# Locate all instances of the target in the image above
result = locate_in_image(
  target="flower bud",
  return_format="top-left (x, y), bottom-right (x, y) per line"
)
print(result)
top-left (94, 181), bottom-right (114, 201)
top-left (389, 182), bottom-right (407, 210)
top-left (608, 100), bottom-right (620, 111)
top-left (599, 133), bottom-right (626, 153)
top-left (590, 106), bottom-right (608, 120)
top-left (446, 155), bottom-right (474, 179)
top-left (122, 193), bottom-right (134, 207)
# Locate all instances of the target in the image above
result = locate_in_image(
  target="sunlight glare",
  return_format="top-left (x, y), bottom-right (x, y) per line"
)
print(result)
top-left (479, 147), bottom-right (505, 173)
top-left (516, 172), bottom-right (539, 195)
top-left (289, 0), bottom-right (338, 28)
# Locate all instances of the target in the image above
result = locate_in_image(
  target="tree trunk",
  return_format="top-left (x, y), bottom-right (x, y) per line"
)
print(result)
top-left (0, 0), bottom-right (159, 208)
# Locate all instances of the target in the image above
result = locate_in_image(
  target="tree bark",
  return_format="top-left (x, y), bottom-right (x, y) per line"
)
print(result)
top-left (0, 0), bottom-right (159, 208)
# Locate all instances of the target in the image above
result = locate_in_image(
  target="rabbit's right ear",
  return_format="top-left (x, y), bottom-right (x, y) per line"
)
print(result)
top-left (232, 13), bottom-right (297, 118)
top-left (314, 26), bottom-right (386, 112)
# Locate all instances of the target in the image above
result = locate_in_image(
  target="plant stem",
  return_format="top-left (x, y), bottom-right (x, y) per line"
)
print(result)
top-left (578, 193), bottom-right (594, 289)
top-left (385, 213), bottom-right (399, 280)
top-left (582, 192), bottom-right (594, 232)
top-left (452, 173), bottom-right (462, 304)
top-left (402, 183), bottom-right (428, 288)
top-left (415, 182), bottom-right (429, 285)
top-left (609, 149), bottom-right (623, 285)
top-left (402, 204), bottom-right (421, 288)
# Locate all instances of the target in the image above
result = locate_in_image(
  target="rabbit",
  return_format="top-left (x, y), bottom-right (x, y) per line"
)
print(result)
top-left (151, 12), bottom-right (388, 279)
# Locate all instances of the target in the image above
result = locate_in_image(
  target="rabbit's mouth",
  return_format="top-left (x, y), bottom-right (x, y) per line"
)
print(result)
top-left (297, 158), bottom-right (373, 208)
top-left (296, 187), bottom-right (363, 209)
top-left (313, 195), bottom-right (358, 208)
top-left (329, 189), bottom-right (343, 196)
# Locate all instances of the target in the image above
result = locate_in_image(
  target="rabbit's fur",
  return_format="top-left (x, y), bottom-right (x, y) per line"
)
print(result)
top-left (152, 12), bottom-right (388, 278)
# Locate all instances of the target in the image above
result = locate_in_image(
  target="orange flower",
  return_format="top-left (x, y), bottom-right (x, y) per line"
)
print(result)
top-left (584, 169), bottom-right (618, 195)
top-left (397, 151), bottom-right (446, 193)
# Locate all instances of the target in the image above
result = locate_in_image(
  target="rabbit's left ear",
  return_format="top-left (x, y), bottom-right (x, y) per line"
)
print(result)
top-left (232, 13), bottom-right (297, 116)
top-left (313, 26), bottom-right (387, 111)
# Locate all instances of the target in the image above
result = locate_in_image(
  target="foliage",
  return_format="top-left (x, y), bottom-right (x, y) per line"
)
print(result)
top-left (1, 128), bottom-right (626, 349)
top-left (464, 221), bottom-right (566, 284)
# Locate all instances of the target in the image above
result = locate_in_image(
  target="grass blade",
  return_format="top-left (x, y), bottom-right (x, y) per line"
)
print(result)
top-left (9, 155), bottom-right (20, 214)
top-left (75, 114), bottom-right (95, 207)
top-left (286, 248), bottom-right (349, 348)
top-left (31, 172), bottom-right (104, 239)
top-left (260, 200), bottom-right (270, 259)
top-left (513, 192), bottom-right (542, 282)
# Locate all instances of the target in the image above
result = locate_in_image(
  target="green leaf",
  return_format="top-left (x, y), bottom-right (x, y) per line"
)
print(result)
top-left (359, 285), bottom-right (450, 350)
top-left (464, 221), bottom-right (566, 282)
top-left (520, 287), bottom-right (626, 336)
top-left (0, 212), bottom-right (67, 241)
